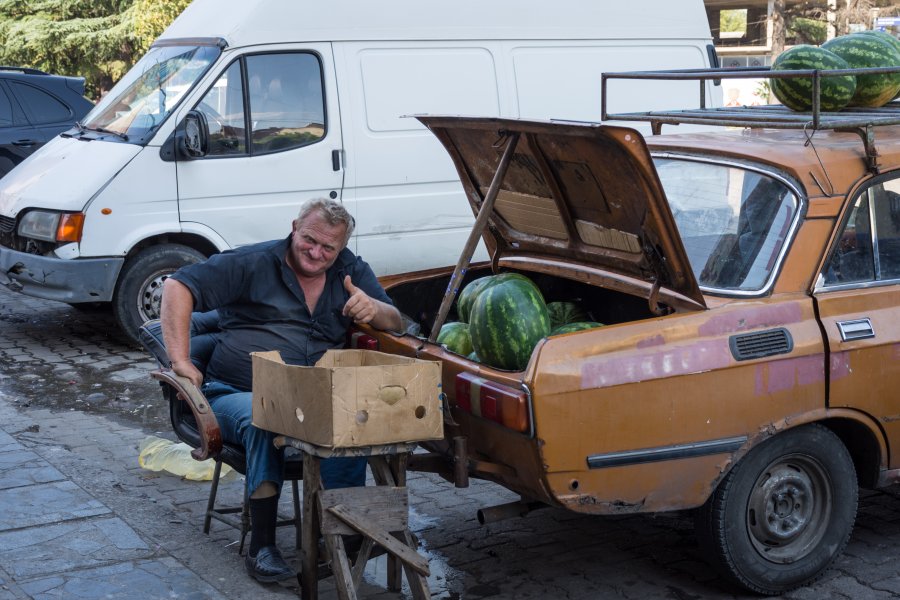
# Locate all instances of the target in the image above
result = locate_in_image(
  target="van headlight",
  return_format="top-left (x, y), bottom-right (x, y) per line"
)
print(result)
top-left (18, 211), bottom-right (85, 243)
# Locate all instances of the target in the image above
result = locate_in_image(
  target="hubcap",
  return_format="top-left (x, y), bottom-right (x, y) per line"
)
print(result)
top-left (137, 270), bottom-right (172, 322)
top-left (747, 454), bottom-right (831, 563)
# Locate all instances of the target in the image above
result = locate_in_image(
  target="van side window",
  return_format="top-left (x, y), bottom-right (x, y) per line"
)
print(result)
top-left (196, 61), bottom-right (247, 156)
top-left (823, 177), bottom-right (900, 286)
top-left (246, 53), bottom-right (325, 154)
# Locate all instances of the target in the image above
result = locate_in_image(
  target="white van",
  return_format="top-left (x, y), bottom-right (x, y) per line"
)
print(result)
top-left (0, 0), bottom-right (721, 343)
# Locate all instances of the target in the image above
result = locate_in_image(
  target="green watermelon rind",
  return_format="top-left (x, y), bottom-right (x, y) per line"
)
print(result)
top-left (470, 277), bottom-right (550, 371)
top-left (770, 45), bottom-right (856, 112)
top-left (436, 321), bottom-right (473, 356)
top-left (550, 321), bottom-right (604, 336)
top-left (822, 34), bottom-right (900, 107)
top-left (547, 301), bottom-right (589, 331)
top-left (457, 272), bottom-right (544, 323)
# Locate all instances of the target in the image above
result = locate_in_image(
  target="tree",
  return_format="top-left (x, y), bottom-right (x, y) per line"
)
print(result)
top-left (0, 0), bottom-right (190, 101)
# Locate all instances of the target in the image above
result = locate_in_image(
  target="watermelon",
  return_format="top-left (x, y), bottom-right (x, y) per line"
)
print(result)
top-left (547, 301), bottom-right (589, 330)
top-left (550, 321), bottom-right (604, 336)
top-left (437, 322), bottom-right (473, 356)
top-left (457, 272), bottom-right (544, 323)
top-left (853, 30), bottom-right (900, 102)
top-left (469, 276), bottom-right (550, 371)
top-left (770, 45), bottom-right (856, 111)
top-left (822, 33), bottom-right (900, 107)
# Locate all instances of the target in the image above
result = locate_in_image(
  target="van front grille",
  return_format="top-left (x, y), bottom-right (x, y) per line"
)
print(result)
top-left (0, 215), bottom-right (14, 233)
top-left (729, 328), bottom-right (793, 361)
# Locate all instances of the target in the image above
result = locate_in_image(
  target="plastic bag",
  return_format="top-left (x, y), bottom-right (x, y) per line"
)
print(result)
top-left (138, 435), bottom-right (233, 481)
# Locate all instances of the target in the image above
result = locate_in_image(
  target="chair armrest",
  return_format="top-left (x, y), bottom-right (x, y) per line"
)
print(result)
top-left (151, 369), bottom-right (222, 460)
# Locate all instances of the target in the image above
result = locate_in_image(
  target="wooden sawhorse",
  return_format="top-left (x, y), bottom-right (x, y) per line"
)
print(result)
top-left (274, 437), bottom-right (430, 600)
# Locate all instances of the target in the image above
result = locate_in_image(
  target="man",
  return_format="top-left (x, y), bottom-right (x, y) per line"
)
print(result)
top-left (160, 198), bottom-right (401, 583)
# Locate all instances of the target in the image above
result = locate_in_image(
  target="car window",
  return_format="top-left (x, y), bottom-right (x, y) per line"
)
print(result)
top-left (196, 61), bottom-right (247, 156)
top-left (246, 53), bottom-right (325, 154)
top-left (824, 177), bottom-right (900, 286)
top-left (0, 87), bottom-right (13, 127)
top-left (655, 158), bottom-right (798, 293)
top-left (10, 81), bottom-right (71, 124)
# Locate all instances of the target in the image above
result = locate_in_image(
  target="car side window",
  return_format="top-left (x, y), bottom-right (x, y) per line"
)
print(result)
top-left (246, 52), bottom-right (325, 154)
top-left (823, 177), bottom-right (900, 286)
top-left (0, 87), bottom-right (13, 127)
top-left (10, 81), bottom-right (71, 124)
top-left (196, 61), bottom-right (247, 156)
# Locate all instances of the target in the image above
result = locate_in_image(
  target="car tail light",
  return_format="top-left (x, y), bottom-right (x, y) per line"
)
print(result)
top-left (348, 331), bottom-right (378, 350)
top-left (56, 213), bottom-right (85, 243)
top-left (455, 372), bottom-right (530, 433)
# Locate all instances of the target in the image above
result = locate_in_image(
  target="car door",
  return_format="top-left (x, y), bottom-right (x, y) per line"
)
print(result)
top-left (814, 173), bottom-right (900, 467)
top-left (176, 45), bottom-right (344, 248)
top-left (0, 81), bottom-right (45, 178)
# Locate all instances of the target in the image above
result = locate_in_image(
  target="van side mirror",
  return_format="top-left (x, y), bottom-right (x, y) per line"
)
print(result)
top-left (161, 110), bottom-right (210, 162)
top-left (180, 111), bottom-right (209, 158)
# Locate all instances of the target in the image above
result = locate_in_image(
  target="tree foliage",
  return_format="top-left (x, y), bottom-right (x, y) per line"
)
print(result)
top-left (0, 0), bottom-right (189, 101)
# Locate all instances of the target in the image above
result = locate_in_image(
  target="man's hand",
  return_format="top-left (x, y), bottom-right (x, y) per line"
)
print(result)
top-left (171, 359), bottom-right (203, 389)
top-left (342, 275), bottom-right (377, 324)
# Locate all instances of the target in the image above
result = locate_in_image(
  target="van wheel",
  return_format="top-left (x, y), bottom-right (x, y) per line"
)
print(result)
top-left (113, 244), bottom-right (205, 345)
top-left (695, 424), bottom-right (857, 595)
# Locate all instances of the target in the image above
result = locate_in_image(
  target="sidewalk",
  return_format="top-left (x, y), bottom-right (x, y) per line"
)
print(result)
top-left (0, 389), bottom-right (309, 600)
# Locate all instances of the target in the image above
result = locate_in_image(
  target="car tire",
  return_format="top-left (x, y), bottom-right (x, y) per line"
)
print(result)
top-left (695, 423), bottom-right (857, 595)
top-left (112, 244), bottom-right (206, 345)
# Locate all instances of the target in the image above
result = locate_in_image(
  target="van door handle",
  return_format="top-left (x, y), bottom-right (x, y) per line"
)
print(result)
top-left (12, 139), bottom-right (38, 147)
top-left (332, 149), bottom-right (341, 171)
top-left (837, 318), bottom-right (874, 341)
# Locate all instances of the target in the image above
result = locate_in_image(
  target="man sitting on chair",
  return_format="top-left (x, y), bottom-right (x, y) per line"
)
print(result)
top-left (160, 198), bottom-right (401, 583)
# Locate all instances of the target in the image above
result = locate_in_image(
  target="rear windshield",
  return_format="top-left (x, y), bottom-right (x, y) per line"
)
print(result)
top-left (654, 158), bottom-right (799, 293)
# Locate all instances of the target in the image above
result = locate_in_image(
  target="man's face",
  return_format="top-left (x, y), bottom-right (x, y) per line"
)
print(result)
top-left (288, 212), bottom-right (348, 278)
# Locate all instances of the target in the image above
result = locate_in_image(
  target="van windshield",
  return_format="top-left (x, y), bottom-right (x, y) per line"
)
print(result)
top-left (81, 44), bottom-right (220, 142)
top-left (654, 158), bottom-right (799, 294)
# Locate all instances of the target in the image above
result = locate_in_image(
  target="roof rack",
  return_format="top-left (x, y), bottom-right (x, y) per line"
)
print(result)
top-left (0, 66), bottom-right (48, 75)
top-left (601, 66), bottom-right (900, 173)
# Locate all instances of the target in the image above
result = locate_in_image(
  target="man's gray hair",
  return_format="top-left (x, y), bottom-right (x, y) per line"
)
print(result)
top-left (297, 198), bottom-right (356, 241)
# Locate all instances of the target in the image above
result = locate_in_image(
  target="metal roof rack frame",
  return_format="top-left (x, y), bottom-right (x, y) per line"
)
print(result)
top-left (0, 66), bottom-right (48, 75)
top-left (601, 66), bottom-right (900, 174)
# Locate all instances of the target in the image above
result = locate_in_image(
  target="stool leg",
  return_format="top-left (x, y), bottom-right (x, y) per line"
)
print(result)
top-left (292, 478), bottom-right (301, 550)
top-left (238, 482), bottom-right (250, 556)
top-left (204, 459), bottom-right (224, 534)
top-left (302, 454), bottom-right (321, 600)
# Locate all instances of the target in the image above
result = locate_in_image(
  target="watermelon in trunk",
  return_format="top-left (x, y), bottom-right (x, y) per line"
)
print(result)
top-left (437, 322), bottom-right (473, 356)
top-left (770, 45), bottom-right (856, 111)
top-left (547, 301), bottom-right (589, 330)
top-left (457, 272), bottom-right (544, 322)
top-left (550, 321), bottom-right (604, 336)
top-left (469, 276), bottom-right (550, 371)
top-left (822, 33), bottom-right (900, 107)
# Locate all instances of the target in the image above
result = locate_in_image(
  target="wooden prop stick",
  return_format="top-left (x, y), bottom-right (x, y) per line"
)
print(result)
top-left (428, 131), bottom-right (521, 342)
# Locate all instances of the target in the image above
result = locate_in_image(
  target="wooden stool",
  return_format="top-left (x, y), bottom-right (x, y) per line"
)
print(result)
top-left (274, 437), bottom-right (430, 600)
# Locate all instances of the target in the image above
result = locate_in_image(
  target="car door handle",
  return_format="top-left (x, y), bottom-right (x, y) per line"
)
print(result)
top-left (332, 149), bottom-right (341, 171)
top-left (12, 139), bottom-right (38, 147)
top-left (837, 318), bottom-right (874, 341)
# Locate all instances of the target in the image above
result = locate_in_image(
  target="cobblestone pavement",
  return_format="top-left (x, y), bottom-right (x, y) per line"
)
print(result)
top-left (2, 286), bottom-right (900, 599)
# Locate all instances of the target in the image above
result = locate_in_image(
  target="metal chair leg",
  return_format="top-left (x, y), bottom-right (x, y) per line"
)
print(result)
top-left (239, 482), bottom-right (250, 555)
top-left (204, 458), bottom-right (224, 534)
top-left (292, 478), bottom-right (301, 549)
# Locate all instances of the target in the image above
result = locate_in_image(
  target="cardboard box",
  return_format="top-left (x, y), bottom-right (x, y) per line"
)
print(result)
top-left (251, 349), bottom-right (443, 448)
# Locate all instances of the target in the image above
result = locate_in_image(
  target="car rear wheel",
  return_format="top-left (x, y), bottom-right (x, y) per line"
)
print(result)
top-left (112, 244), bottom-right (205, 345)
top-left (695, 424), bottom-right (857, 595)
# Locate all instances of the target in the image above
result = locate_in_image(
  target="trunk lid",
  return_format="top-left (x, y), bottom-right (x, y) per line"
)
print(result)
top-left (417, 116), bottom-right (705, 308)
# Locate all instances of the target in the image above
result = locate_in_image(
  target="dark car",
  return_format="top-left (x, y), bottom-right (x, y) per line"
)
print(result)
top-left (0, 67), bottom-right (94, 178)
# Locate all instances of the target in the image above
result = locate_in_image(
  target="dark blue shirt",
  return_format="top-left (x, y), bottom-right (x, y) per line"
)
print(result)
top-left (170, 235), bottom-right (392, 391)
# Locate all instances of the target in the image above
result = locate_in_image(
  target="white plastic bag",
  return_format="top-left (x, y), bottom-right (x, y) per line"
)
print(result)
top-left (138, 435), bottom-right (233, 481)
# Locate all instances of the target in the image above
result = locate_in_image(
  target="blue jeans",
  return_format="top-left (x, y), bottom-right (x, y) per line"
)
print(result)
top-left (202, 380), bottom-right (367, 495)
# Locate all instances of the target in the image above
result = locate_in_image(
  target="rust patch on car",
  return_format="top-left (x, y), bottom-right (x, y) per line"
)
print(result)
top-left (581, 339), bottom-right (731, 389)
top-left (697, 302), bottom-right (804, 337)
top-left (636, 334), bottom-right (666, 349)
top-left (560, 494), bottom-right (647, 513)
top-left (755, 354), bottom-right (825, 395)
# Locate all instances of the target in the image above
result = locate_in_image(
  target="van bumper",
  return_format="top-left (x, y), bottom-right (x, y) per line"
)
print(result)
top-left (0, 247), bottom-right (123, 303)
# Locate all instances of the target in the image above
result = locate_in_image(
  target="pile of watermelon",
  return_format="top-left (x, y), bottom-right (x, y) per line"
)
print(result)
top-left (436, 273), bottom-right (602, 371)
top-left (770, 30), bottom-right (900, 112)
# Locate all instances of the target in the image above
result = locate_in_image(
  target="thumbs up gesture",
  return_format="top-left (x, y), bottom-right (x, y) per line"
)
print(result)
top-left (342, 275), bottom-right (376, 324)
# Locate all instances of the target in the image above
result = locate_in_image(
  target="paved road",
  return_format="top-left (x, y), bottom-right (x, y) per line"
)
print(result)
top-left (2, 286), bottom-right (900, 599)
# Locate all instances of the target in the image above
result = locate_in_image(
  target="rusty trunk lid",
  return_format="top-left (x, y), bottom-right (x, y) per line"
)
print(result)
top-left (417, 116), bottom-right (705, 309)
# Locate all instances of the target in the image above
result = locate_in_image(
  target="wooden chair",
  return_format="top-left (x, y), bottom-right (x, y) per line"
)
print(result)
top-left (139, 314), bottom-right (302, 553)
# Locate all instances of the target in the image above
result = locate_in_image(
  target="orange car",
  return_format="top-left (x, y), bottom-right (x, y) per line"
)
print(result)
top-left (352, 84), bottom-right (900, 594)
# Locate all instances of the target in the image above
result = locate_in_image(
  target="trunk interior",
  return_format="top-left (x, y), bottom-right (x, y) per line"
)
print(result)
top-left (385, 266), bottom-right (658, 349)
